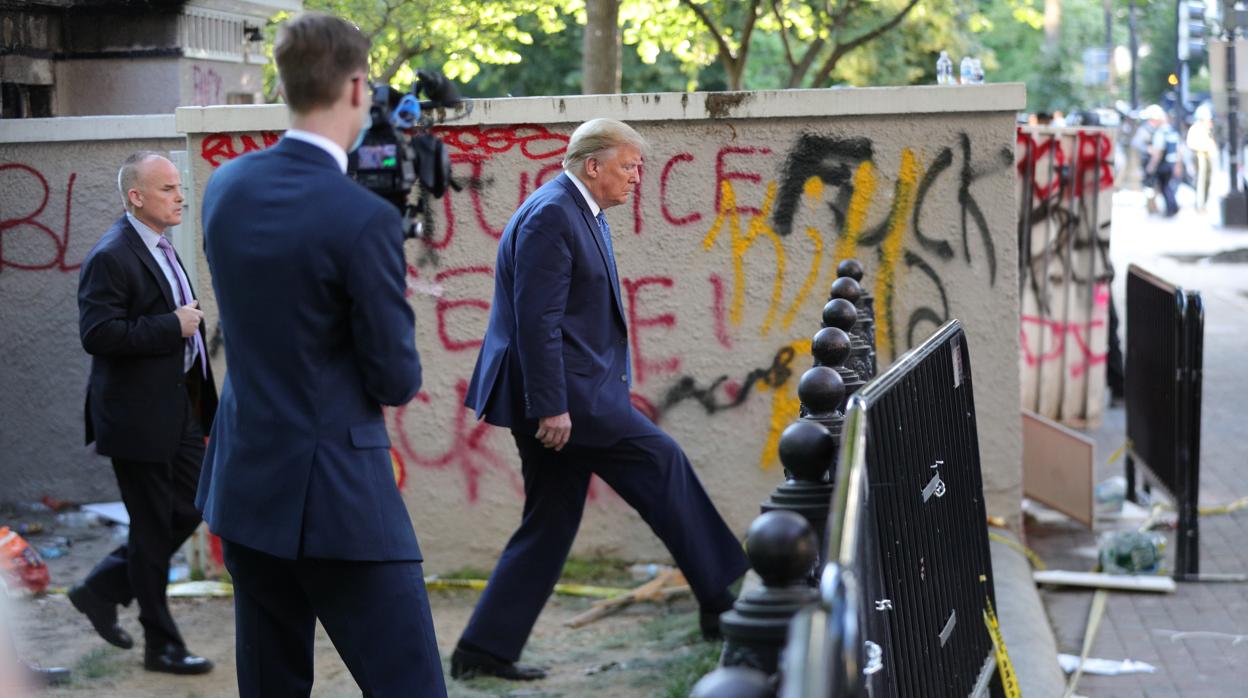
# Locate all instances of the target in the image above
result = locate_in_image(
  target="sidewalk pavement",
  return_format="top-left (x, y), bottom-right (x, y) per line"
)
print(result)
top-left (1025, 194), bottom-right (1248, 697)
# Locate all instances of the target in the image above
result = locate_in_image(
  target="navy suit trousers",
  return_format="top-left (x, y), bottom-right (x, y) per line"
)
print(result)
top-left (460, 407), bottom-right (749, 661)
top-left (223, 540), bottom-right (446, 698)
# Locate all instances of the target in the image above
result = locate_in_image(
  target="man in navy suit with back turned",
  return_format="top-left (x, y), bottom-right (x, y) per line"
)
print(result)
top-left (450, 119), bottom-right (750, 681)
top-left (197, 12), bottom-right (445, 697)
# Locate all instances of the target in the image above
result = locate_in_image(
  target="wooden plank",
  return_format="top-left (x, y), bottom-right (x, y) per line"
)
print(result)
top-left (1023, 409), bottom-right (1095, 527)
top-left (1033, 570), bottom-right (1177, 593)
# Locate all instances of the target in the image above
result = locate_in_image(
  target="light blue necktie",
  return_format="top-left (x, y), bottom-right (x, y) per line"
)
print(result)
top-left (595, 211), bottom-right (630, 385)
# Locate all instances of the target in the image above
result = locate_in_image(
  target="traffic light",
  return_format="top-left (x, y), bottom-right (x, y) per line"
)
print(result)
top-left (1179, 0), bottom-right (1207, 61)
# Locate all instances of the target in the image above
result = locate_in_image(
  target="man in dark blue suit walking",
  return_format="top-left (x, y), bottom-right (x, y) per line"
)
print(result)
top-left (197, 12), bottom-right (445, 697)
top-left (451, 119), bottom-right (749, 681)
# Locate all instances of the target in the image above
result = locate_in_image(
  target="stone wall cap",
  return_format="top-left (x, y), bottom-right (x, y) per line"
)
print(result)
top-left (175, 84), bottom-right (1027, 134)
top-left (0, 114), bottom-right (179, 143)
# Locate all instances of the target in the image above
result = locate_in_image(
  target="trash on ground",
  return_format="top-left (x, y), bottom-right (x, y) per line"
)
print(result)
top-left (585, 660), bottom-right (622, 675)
top-left (39, 496), bottom-right (75, 512)
top-left (1058, 654), bottom-right (1156, 675)
top-left (1098, 530), bottom-right (1165, 574)
top-left (38, 546), bottom-right (68, 560)
top-left (1033, 570), bottom-right (1176, 593)
top-left (0, 526), bottom-right (50, 595)
top-left (565, 568), bottom-right (690, 629)
top-left (168, 564), bottom-right (190, 583)
top-left (81, 501), bottom-right (129, 526)
top-left (15, 523), bottom-right (43, 536)
top-left (1093, 476), bottom-right (1126, 515)
top-left (167, 580), bottom-right (233, 597)
top-left (54, 511), bottom-right (100, 528)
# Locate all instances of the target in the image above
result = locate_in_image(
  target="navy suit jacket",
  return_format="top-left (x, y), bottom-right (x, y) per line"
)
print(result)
top-left (197, 138), bottom-right (423, 562)
top-left (78, 216), bottom-right (218, 462)
top-left (465, 173), bottom-right (631, 447)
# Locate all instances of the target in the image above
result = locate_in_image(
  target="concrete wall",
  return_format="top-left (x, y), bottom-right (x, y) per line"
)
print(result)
top-left (54, 58), bottom-right (265, 115)
top-left (0, 115), bottom-right (184, 503)
top-left (1017, 127), bottom-right (1114, 428)
top-left (176, 86), bottom-right (1025, 571)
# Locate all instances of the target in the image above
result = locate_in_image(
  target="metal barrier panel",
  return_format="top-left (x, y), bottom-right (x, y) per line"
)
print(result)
top-left (1124, 264), bottom-right (1204, 578)
top-left (838, 320), bottom-right (1000, 697)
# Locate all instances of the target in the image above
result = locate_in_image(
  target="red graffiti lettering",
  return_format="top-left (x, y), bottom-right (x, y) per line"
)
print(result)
top-left (436, 124), bottom-right (569, 161)
top-left (0, 164), bottom-right (80, 273)
top-left (191, 65), bottom-right (223, 106)
top-left (389, 381), bottom-right (519, 504)
top-left (201, 131), bottom-right (282, 168)
top-left (623, 276), bottom-right (680, 385)
top-left (660, 153), bottom-right (702, 226)
top-left (435, 266), bottom-right (494, 352)
top-left (715, 146), bottom-right (771, 216)
top-left (708, 273), bottom-right (732, 349)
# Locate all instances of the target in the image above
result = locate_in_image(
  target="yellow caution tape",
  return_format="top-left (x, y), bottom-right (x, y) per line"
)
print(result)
top-left (983, 597), bottom-right (1021, 698)
top-left (1106, 439), bottom-right (1130, 466)
top-left (423, 577), bottom-right (630, 599)
top-left (988, 531), bottom-right (1047, 571)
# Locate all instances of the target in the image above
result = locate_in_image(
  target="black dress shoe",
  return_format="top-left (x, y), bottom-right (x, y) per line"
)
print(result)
top-left (699, 608), bottom-right (725, 641)
top-left (144, 644), bottom-right (213, 675)
top-left (450, 646), bottom-right (546, 681)
top-left (67, 584), bottom-right (134, 649)
top-left (23, 662), bottom-right (72, 686)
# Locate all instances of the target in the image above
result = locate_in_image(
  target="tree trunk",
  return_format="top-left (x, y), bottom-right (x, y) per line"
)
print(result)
top-left (583, 0), bottom-right (622, 94)
top-left (1044, 0), bottom-right (1062, 52)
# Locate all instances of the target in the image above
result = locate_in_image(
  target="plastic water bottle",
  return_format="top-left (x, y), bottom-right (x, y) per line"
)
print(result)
top-left (936, 51), bottom-right (953, 85)
top-left (972, 57), bottom-right (985, 84)
top-left (960, 56), bottom-right (974, 85)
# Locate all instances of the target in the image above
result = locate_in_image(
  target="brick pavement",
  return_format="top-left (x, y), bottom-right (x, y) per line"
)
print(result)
top-left (1026, 198), bottom-right (1248, 697)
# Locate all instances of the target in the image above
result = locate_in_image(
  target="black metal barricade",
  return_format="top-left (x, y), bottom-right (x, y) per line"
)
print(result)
top-left (1124, 264), bottom-right (1204, 580)
top-left (781, 319), bottom-right (1003, 698)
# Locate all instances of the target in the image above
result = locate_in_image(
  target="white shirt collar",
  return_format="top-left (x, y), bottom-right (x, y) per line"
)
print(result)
top-left (564, 171), bottom-right (601, 218)
top-left (284, 129), bottom-right (348, 174)
top-left (126, 212), bottom-right (165, 252)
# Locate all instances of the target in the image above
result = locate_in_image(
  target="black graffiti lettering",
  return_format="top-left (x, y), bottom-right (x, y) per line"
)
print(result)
top-left (908, 147), bottom-right (956, 258)
top-left (772, 134), bottom-right (874, 237)
top-left (658, 345), bottom-right (798, 416)
top-left (903, 249), bottom-right (949, 348)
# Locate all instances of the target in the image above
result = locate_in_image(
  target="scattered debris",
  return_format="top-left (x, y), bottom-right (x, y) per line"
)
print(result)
top-left (1098, 530), bottom-right (1165, 575)
top-left (585, 660), bottom-right (622, 675)
top-left (0, 526), bottom-right (50, 595)
top-left (81, 502), bottom-right (129, 526)
top-left (1058, 654), bottom-right (1156, 676)
top-left (1033, 570), bottom-right (1176, 593)
top-left (166, 581), bottom-right (233, 597)
top-left (565, 568), bottom-right (690, 629)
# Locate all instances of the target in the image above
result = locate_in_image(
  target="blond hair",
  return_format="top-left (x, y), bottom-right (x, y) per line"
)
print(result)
top-left (562, 118), bottom-right (646, 173)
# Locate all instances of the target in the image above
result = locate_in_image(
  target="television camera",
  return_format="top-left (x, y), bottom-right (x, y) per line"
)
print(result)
top-left (348, 70), bottom-right (469, 238)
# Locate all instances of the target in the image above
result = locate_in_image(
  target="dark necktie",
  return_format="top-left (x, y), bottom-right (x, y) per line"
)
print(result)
top-left (156, 236), bottom-right (207, 379)
top-left (595, 211), bottom-right (631, 385)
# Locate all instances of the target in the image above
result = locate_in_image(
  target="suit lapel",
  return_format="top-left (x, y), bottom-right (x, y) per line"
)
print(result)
top-left (558, 175), bottom-right (627, 326)
top-left (119, 217), bottom-right (176, 311)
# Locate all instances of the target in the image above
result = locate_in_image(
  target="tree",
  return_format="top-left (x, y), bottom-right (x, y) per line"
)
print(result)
top-left (584, 0), bottom-right (623, 93)
top-left (302, 0), bottom-right (573, 86)
top-left (623, 0), bottom-right (930, 90)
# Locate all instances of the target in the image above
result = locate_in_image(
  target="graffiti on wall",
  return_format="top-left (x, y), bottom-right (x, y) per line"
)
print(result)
top-left (195, 123), bottom-right (1010, 498)
top-left (1016, 128), bottom-right (1114, 426)
top-left (192, 65), bottom-right (224, 107)
top-left (0, 163), bottom-right (81, 274)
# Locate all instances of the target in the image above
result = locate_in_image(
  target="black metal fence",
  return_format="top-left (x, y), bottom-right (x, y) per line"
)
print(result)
top-left (1124, 264), bottom-right (1204, 579)
top-left (782, 319), bottom-right (1002, 697)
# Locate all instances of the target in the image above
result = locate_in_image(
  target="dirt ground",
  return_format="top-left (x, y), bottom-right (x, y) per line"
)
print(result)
top-left (2, 505), bottom-right (718, 698)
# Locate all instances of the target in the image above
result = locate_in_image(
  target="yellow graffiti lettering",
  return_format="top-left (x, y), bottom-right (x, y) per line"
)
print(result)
top-left (702, 180), bottom-right (786, 336)
top-left (780, 177), bottom-right (826, 330)
top-left (873, 148), bottom-right (919, 362)
top-left (757, 338), bottom-right (811, 469)
top-left (834, 161), bottom-right (878, 263)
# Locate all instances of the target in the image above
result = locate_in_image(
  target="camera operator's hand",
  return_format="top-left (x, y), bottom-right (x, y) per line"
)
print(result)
top-left (536, 413), bottom-right (572, 451)
top-left (174, 301), bottom-right (203, 338)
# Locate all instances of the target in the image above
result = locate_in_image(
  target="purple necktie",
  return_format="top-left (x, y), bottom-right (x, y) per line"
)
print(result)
top-left (156, 236), bottom-right (207, 379)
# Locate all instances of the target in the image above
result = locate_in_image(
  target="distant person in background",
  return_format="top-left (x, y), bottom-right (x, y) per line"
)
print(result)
top-left (1187, 105), bottom-right (1218, 213)
top-left (1134, 104), bottom-right (1165, 209)
top-left (1144, 108), bottom-right (1183, 217)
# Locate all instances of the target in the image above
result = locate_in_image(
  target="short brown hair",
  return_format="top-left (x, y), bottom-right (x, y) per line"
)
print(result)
top-left (274, 12), bottom-right (370, 113)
